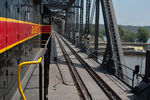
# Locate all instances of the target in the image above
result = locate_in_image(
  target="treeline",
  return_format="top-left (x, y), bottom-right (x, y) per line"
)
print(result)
top-left (89, 25), bottom-right (149, 43)
top-left (118, 27), bottom-right (149, 43)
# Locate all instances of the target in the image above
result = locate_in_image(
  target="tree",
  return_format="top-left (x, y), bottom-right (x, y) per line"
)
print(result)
top-left (137, 27), bottom-right (149, 43)
top-left (118, 27), bottom-right (136, 42)
top-left (123, 31), bottom-right (136, 42)
top-left (99, 29), bottom-right (105, 36)
top-left (118, 27), bottom-right (125, 40)
top-left (99, 33), bottom-right (103, 39)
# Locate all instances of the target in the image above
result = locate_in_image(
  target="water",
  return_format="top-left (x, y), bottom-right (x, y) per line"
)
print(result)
top-left (124, 56), bottom-right (146, 74)
top-left (98, 55), bottom-right (146, 86)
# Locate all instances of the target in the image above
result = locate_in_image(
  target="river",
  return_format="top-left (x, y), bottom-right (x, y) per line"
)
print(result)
top-left (98, 55), bottom-right (146, 86)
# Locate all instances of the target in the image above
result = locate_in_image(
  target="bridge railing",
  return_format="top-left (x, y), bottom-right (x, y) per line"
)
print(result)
top-left (17, 35), bottom-right (51, 100)
top-left (84, 50), bottom-right (143, 88)
top-left (39, 35), bottom-right (51, 100)
top-left (108, 58), bottom-right (142, 88)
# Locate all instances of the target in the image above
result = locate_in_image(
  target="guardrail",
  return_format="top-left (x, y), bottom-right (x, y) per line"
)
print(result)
top-left (17, 35), bottom-right (51, 100)
top-left (85, 48), bottom-right (143, 88)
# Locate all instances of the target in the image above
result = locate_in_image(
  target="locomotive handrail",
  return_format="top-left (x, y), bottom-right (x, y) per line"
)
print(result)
top-left (17, 57), bottom-right (42, 100)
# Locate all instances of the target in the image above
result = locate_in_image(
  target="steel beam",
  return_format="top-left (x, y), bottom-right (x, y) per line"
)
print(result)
top-left (65, 11), bottom-right (69, 38)
top-left (84, 0), bottom-right (91, 38)
top-left (45, 0), bottom-right (75, 10)
top-left (94, 0), bottom-right (100, 59)
top-left (72, 6), bottom-right (76, 44)
top-left (145, 50), bottom-right (150, 82)
top-left (75, 0), bottom-right (79, 32)
top-left (79, 0), bottom-right (84, 46)
top-left (101, 0), bottom-right (125, 78)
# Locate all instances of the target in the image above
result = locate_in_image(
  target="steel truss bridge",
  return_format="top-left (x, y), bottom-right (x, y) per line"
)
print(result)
top-left (43, 0), bottom-right (126, 82)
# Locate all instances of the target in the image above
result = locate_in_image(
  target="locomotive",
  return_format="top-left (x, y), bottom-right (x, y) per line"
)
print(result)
top-left (0, 0), bottom-right (51, 99)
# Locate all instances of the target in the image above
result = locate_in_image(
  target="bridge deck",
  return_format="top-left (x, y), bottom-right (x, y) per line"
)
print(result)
top-left (57, 35), bottom-right (109, 100)
top-left (48, 33), bottom-right (135, 100)
top-left (61, 35), bottom-right (135, 100)
top-left (48, 35), bottom-right (80, 100)
top-left (14, 33), bottom-right (135, 100)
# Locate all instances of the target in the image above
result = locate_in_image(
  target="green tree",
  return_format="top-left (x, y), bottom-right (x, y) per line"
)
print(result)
top-left (118, 27), bottom-right (125, 40)
top-left (99, 33), bottom-right (103, 39)
top-left (118, 27), bottom-right (136, 42)
top-left (99, 29), bottom-right (105, 36)
top-left (123, 31), bottom-right (136, 42)
top-left (137, 27), bottom-right (149, 43)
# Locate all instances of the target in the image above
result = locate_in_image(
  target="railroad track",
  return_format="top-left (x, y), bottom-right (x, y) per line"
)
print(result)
top-left (56, 34), bottom-right (122, 100)
top-left (56, 34), bottom-right (92, 100)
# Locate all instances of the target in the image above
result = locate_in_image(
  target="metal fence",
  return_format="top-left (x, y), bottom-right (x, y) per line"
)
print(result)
top-left (85, 51), bottom-right (143, 88)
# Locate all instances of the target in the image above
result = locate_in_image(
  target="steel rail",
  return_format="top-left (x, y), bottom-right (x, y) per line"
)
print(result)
top-left (58, 34), bottom-right (122, 100)
top-left (56, 34), bottom-right (92, 100)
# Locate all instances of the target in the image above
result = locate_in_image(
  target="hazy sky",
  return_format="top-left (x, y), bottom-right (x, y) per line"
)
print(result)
top-left (112, 0), bottom-right (150, 26)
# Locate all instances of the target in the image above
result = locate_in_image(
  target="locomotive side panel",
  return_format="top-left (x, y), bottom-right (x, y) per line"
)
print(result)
top-left (0, 0), bottom-right (42, 99)
top-left (0, 0), bottom-right (8, 99)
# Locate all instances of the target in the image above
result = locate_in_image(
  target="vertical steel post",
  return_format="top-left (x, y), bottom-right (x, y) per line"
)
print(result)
top-left (94, 0), bottom-right (100, 59)
top-left (75, 0), bottom-right (79, 46)
top-left (68, 11), bottom-right (72, 41)
top-left (79, 0), bottom-right (84, 46)
top-left (72, 6), bottom-right (76, 45)
top-left (65, 11), bottom-right (69, 38)
top-left (84, 0), bottom-right (90, 38)
top-left (39, 63), bottom-right (42, 100)
top-left (145, 50), bottom-right (150, 82)
top-left (76, 0), bottom-right (79, 32)
top-left (44, 53), bottom-right (46, 100)
top-left (44, 52), bottom-right (48, 100)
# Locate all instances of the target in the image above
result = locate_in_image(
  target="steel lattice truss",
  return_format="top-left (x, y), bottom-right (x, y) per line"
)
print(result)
top-left (44, 0), bottom-right (75, 10)
top-left (44, 0), bottom-right (128, 84)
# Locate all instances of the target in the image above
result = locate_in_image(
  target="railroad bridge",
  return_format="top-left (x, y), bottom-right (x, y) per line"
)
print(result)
top-left (0, 0), bottom-right (150, 100)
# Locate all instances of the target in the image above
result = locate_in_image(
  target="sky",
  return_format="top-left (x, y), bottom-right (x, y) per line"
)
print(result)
top-left (111, 0), bottom-right (150, 26)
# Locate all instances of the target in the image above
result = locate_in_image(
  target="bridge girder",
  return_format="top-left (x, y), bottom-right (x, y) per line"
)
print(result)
top-left (44, 0), bottom-right (75, 11)
top-left (48, 0), bottom-right (126, 82)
